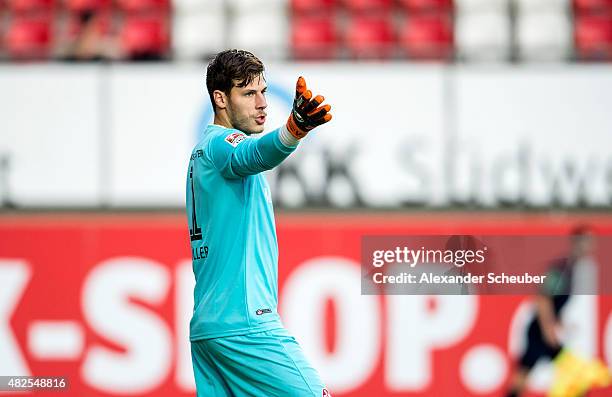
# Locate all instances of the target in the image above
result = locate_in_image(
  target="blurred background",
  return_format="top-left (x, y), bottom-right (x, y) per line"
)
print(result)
top-left (1, 0), bottom-right (612, 396)
top-left (0, 0), bottom-right (611, 62)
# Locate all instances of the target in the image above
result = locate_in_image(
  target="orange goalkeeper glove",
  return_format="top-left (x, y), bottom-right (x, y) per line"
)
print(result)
top-left (286, 76), bottom-right (332, 139)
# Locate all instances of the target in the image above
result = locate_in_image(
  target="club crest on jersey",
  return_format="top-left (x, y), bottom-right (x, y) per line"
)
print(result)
top-left (322, 388), bottom-right (331, 397)
top-left (225, 132), bottom-right (246, 147)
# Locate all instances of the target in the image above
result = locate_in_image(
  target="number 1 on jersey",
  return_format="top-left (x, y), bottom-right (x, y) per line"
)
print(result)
top-left (189, 165), bottom-right (203, 241)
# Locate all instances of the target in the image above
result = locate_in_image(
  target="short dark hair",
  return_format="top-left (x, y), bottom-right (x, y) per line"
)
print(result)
top-left (206, 49), bottom-right (265, 112)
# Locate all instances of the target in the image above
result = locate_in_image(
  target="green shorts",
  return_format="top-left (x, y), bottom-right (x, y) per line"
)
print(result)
top-left (191, 328), bottom-right (330, 397)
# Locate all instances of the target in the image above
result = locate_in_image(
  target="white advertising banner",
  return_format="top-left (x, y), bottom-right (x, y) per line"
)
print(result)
top-left (105, 64), bottom-right (447, 208)
top-left (1, 64), bottom-right (611, 208)
top-left (453, 66), bottom-right (612, 207)
top-left (107, 65), bottom-right (204, 206)
top-left (262, 64), bottom-right (447, 209)
top-left (0, 65), bottom-right (102, 207)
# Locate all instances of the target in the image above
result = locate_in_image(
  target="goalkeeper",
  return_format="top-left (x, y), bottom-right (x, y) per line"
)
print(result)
top-left (185, 49), bottom-right (332, 397)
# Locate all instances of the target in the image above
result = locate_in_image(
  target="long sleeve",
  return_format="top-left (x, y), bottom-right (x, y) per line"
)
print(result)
top-left (207, 127), bottom-right (298, 179)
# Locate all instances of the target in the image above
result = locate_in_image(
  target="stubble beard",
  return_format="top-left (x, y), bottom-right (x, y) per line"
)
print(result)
top-left (227, 102), bottom-right (263, 135)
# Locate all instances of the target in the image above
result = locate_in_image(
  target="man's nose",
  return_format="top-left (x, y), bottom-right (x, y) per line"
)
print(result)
top-left (256, 92), bottom-right (267, 109)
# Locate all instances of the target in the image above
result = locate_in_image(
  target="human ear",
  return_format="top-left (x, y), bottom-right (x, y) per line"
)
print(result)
top-left (213, 90), bottom-right (227, 110)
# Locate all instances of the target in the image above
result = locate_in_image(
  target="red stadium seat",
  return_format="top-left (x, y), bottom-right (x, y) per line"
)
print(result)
top-left (291, 0), bottom-right (337, 15)
top-left (8, 0), bottom-right (54, 14)
top-left (399, 13), bottom-right (453, 59)
top-left (399, 0), bottom-right (453, 12)
top-left (5, 17), bottom-right (52, 59)
top-left (65, 10), bottom-right (112, 39)
top-left (574, 0), bottom-right (612, 12)
top-left (575, 15), bottom-right (612, 59)
top-left (64, 0), bottom-right (111, 12)
top-left (343, 0), bottom-right (393, 13)
top-left (292, 15), bottom-right (338, 59)
top-left (117, 0), bottom-right (169, 13)
top-left (345, 16), bottom-right (394, 58)
top-left (120, 15), bottom-right (169, 59)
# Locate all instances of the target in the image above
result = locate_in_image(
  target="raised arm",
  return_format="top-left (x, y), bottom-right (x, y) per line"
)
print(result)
top-left (209, 76), bottom-right (332, 179)
top-left (208, 127), bottom-right (297, 179)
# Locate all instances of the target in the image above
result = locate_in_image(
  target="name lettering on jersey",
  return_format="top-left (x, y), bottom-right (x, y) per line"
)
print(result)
top-left (192, 245), bottom-right (208, 261)
top-left (224, 133), bottom-right (247, 147)
top-left (190, 149), bottom-right (203, 160)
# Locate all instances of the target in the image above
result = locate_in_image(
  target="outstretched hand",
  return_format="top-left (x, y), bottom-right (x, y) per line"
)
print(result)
top-left (285, 76), bottom-right (332, 139)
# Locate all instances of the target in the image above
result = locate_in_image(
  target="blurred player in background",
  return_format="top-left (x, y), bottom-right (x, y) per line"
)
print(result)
top-left (185, 49), bottom-right (332, 396)
top-left (505, 226), bottom-right (595, 397)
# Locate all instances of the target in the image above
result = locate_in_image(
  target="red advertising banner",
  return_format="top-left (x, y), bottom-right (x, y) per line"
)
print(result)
top-left (0, 213), bottom-right (611, 397)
